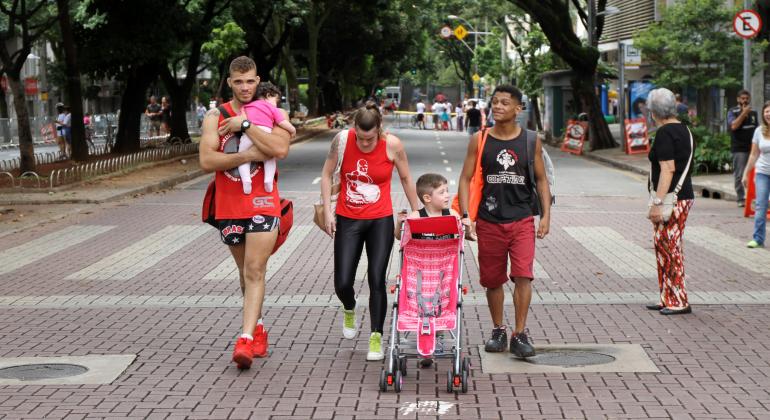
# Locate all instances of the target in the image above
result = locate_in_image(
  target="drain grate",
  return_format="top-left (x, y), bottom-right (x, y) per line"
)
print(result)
top-left (525, 350), bottom-right (615, 367)
top-left (0, 364), bottom-right (89, 381)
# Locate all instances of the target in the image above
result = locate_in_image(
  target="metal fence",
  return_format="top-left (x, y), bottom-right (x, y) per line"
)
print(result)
top-left (0, 112), bottom-right (201, 146)
top-left (0, 143), bottom-right (199, 189)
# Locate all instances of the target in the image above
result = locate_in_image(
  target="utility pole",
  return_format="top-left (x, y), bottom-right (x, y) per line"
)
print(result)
top-left (588, 0), bottom-right (595, 47)
top-left (618, 41), bottom-right (625, 148)
top-left (743, 0), bottom-right (751, 92)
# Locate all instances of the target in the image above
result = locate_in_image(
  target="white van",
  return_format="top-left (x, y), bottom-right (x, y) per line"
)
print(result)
top-left (383, 86), bottom-right (400, 108)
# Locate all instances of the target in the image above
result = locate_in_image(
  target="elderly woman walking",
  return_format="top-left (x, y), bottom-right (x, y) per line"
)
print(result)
top-left (645, 88), bottom-right (695, 315)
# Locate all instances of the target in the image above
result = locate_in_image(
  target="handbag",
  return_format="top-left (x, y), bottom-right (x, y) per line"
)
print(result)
top-left (648, 126), bottom-right (693, 222)
top-left (313, 129), bottom-right (348, 231)
top-left (272, 198), bottom-right (293, 254)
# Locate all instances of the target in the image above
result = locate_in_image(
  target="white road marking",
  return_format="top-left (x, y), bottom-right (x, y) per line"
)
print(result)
top-left (443, 159), bottom-right (449, 164)
top-left (445, 167), bottom-right (453, 172)
top-left (204, 225), bottom-right (313, 280)
top-left (0, 225), bottom-right (115, 275)
top-left (686, 226), bottom-right (770, 276)
top-left (563, 226), bottom-right (657, 278)
top-left (312, 177), bottom-right (321, 185)
top-left (67, 225), bottom-right (210, 280)
top-left (440, 152), bottom-right (446, 156)
top-left (449, 180), bottom-right (456, 185)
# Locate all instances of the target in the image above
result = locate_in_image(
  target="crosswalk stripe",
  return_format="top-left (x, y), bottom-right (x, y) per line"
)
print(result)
top-left (686, 226), bottom-right (770, 276)
top-left (563, 226), bottom-right (656, 278)
top-left (0, 225), bottom-right (115, 276)
top-left (465, 239), bottom-right (550, 279)
top-left (203, 225), bottom-right (313, 280)
top-left (66, 225), bottom-right (210, 280)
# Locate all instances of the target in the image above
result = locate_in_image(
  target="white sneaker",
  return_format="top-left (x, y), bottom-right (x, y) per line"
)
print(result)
top-left (342, 307), bottom-right (357, 339)
top-left (366, 332), bottom-right (384, 361)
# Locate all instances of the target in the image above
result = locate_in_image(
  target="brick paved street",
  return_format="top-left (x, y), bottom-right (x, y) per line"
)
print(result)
top-left (1, 128), bottom-right (769, 419)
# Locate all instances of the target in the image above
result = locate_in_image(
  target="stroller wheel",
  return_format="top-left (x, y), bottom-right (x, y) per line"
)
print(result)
top-left (394, 370), bottom-right (403, 393)
top-left (446, 369), bottom-right (454, 393)
top-left (399, 358), bottom-right (407, 377)
top-left (419, 359), bottom-right (433, 368)
top-left (379, 368), bottom-right (388, 392)
top-left (461, 368), bottom-right (469, 393)
top-left (463, 356), bottom-right (471, 374)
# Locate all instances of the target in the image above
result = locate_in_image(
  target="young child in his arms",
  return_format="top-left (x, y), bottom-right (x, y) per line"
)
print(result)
top-left (395, 173), bottom-right (460, 239)
top-left (238, 82), bottom-right (296, 194)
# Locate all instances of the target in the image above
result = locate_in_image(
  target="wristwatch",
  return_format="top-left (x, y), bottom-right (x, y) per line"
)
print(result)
top-left (240, 119), bottom-right (251, 132)
top-left (652, 197), bottom-right (663, 206)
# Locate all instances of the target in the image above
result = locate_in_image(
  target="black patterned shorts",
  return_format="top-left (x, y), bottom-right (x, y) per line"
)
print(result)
top-left (216, 215), bottom-right (279, 245)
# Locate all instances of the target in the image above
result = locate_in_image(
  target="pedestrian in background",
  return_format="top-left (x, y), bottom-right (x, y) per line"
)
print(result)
top-left (63, 105), bottom-right (72, 157)
top-left (675, 93), bottom-right (689, 117)
top-left (728, 89), bottom-right (758, 207)
top-left (145, 95), bottom-right (162, 137)
top-left (160, 96), bottom-right (172, 136)
top-left (455, 102), bottom-right (464, 132)
top-left (465, 100), bottom-right (481, 136)
top-left (646, 88), bottom-right (694, 315)
top-left (55, 103), bottom-right (67, 158)
top-left (415, 99), bottom-right (426, 130)
top-left (742, 101), bottom-right (770, 248)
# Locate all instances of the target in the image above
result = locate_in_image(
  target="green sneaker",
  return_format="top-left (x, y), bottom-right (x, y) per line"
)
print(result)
top-left (342, 308), bottom-right (357, 339)
top-left (366, 332), bottom-right (384, 361)
top-left (747, 240), bottom-right (763, 249)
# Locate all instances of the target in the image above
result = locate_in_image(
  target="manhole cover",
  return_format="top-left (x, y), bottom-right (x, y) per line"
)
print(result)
top-left (0, 364), bottom-right (89, 381)
top-left (525, 350), bottom-right (615, 367)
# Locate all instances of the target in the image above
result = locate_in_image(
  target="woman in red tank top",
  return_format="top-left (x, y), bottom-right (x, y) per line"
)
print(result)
top-left (319, 101), bottom-right (420, 361)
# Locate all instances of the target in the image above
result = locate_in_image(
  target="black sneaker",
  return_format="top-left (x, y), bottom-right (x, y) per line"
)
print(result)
top-left (484, 327), bottom-right (508, 352)
top-left (510, 330), bottom-right (536, 358)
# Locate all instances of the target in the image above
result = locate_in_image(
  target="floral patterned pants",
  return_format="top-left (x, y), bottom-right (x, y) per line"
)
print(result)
top-left (653, 199), bottom-right (693, 309)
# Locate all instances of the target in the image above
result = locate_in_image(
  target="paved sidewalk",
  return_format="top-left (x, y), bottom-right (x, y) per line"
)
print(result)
top-left (581, 146), bottom-right (738, 201)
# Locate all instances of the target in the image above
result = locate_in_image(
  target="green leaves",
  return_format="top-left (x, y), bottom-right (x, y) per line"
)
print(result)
top-left (202, 22), bottom-right (246, 62)
top-left (633, 0), bottom-right (767, 90)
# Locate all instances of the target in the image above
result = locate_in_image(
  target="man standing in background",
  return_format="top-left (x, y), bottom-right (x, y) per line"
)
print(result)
top-left (727, 90), bottom-right (758, 207)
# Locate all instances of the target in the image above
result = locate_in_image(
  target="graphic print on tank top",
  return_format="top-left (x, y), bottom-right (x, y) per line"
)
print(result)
top-left (345, 158), bottom-right (381, 206)
top-left (479, 132), bottom-right (532, 223)
top-left (220, 131), bottom-right (259, 180)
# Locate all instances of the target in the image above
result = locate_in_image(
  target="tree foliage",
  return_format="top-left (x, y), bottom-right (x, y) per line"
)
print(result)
top-left (634, 0), bottom-right (767, 90)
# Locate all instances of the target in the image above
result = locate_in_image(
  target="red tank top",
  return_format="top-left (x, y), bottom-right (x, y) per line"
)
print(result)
top-left (214, 102), bottom-right (280, 219)
top-left (336, 129), bottom-right (394, 219)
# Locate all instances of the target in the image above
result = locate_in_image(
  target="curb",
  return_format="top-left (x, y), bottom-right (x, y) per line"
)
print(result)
top-left (581, 151), bottom-right (737, 202)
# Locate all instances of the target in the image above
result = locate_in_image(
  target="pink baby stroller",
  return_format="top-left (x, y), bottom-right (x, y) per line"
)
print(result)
top-left (379, 215), bottom-right (470, 393)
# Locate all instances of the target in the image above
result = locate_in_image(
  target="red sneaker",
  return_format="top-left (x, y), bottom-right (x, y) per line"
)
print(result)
top-left (252, 325), bottom-right (268, 358)
top-left (232, 337), bottom-right (254, 369)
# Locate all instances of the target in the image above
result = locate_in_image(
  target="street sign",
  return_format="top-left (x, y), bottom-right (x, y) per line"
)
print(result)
top-left (623, 45), bottom-right (641, 70)
top-left (440, 25), bottom-right (452, 39)
top-left (733, 9), bottom-right (762, 39)
top-left (472, 73), bottom-right (480, 82)
top-left (454, 25), bottom-right (468, 40)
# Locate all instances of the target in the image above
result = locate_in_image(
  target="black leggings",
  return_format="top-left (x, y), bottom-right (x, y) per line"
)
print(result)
top-left (334, 214), bottom-right (394, 333)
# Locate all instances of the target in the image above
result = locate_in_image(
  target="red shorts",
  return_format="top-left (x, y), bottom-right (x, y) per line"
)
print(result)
top-left (476, 216), bottom-right (536, 288)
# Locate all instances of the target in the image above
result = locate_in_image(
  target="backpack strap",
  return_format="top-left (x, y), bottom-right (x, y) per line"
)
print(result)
top-left (526, 129), bottom-right (542, 216)
top-left (217, 104), bottom-right (233, 120)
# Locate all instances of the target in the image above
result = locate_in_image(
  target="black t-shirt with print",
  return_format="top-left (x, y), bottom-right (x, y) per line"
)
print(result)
top-left (478, 130), bottom-right (532, 223)
top-left (648, 122), bottom-right (694, 200)
top-left (727, 106), bottom-right (758, 153)
top-left (146, 103), bottom-right (162, 121)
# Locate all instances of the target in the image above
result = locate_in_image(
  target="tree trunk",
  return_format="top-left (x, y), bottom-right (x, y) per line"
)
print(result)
top-left (0, 88), bottom-right (11, 144)
top-left (280, 47), bottom-right (299, 117)
top-left (696, 87), bottom-right (709, 129)
top-left (530, 94), bottom-right (543, 131)
top-left (571, 71), bottom-right (615, 150)
top-left (114, 63), bottom-right (158, 154)
top-left (57, 0), bottom-right (87, 161)
top-left (307, 23), bottom-right (320, 116)
top-left (214, 60), bottom-right (228, 103)
top-left (8, 74), bottom-right (35, 172)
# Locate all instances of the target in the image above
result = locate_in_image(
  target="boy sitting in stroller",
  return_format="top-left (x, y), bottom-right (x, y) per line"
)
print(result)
top-left (396, 173), bottom-right (460, 239)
